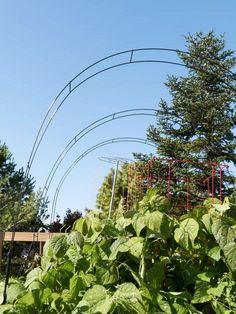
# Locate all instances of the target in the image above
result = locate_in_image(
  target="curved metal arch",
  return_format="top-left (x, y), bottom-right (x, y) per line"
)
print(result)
top-left (26, 47), bottom-right (236, 177)
top-left (50, 136), bottom-right (156, 222)
top-left (42, 108), bottom-right (157, 199)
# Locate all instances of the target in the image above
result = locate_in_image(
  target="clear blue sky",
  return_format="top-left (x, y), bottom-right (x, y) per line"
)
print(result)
top-left (0, 1), bottom-right (235, 219)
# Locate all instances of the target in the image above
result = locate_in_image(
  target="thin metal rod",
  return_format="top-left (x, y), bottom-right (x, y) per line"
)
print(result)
top-left (108, 161), bottom-right (119, 218)
top-left (212, 166), bottom-right (215, 199)
top-left (220, 165), bottom-right (223, 202)
top-left (168, 160), bottom-right (171, 197)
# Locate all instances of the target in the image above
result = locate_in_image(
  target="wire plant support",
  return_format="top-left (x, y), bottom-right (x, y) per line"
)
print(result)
top-left (42, 108), bottom-right (157, 201)
top-left (2, 47), bottom-right (236, 304)
top-left (50, 137), bottom-right (156, 223)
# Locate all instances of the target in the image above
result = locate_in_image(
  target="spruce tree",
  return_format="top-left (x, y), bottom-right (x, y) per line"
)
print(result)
top-left (147, 31), bottom-right (236, 204)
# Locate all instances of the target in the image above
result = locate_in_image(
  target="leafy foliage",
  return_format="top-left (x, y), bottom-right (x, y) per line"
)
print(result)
top-left (47, 209), bottom-right (82, 232)
top-left (96, 163), bottom-right (141, 217)
top-left (0, 142), bottom-right (47, 231)
top-left (1, 189), bottom-right (236, 313)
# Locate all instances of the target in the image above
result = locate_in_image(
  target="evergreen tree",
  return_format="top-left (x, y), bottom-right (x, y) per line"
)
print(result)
top-left (96, 163), bottom-right (142, 216)
top-left (0, 142), bottom-right (46, 231)
top-left (146, 32), bottom-right (236, 205)
top-left (47, 209), bottom-right (82, 232)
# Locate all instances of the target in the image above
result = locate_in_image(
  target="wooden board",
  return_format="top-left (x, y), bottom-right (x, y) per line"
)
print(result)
top-left (0, 232), bottom-right (61, 242)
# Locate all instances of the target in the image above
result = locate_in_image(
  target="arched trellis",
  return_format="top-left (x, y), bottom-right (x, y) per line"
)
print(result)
top-left (50, 137), bottom-right (156, 223)
top-left (42, 108), bottom-right (157, 199)
top-left (3, 47), bottom-right (236, 304)
top-left (25, 48), bottom-right (236, 178)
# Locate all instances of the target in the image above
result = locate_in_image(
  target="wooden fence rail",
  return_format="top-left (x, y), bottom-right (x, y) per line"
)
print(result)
top-left (0, 232), bottom-right (61, 266)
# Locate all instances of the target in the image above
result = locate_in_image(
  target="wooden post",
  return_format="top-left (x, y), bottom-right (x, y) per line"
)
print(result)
top-left (39, 242), bottom-right (44, 255)
top-left (0, 233), bottom-right (3, 270)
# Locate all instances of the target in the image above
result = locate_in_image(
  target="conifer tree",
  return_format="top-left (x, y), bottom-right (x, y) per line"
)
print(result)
top-left (96, 163), bottom-right (141, 216)
top-left (147, 31), bottom-right (236, 201)
top-left (0, 142), bottom-right (47, 230)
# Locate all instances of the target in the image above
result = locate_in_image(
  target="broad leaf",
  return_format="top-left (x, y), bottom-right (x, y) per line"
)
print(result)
top-left (223, 241), bottom-right (236, 272)
top-left (145, 211), bottom-right (173, 239)
top-left (25, 267), bottom-right (42, 288)
top-left (207, 246), bottom-right (221, 261)
top-left (207, 281), bottom-right (228, 297)
top-left (202, 213), bottom-right (212, 234)
top-left (67, 231), bottom-right (84, 248)
top-left (49, 234), bottom-right (69, 258)
top-left (96, 262), bottom-right (119, 285)
top-left (5, 280), bottom-right (25, 304)
top-left (174, 218), bottom-right (199, 250)
top-left (192, 282), bottom-right (212, 304)
top-left (113, 282), bottom-right (147, 313)
top-left (81, 285), bottom-right (113, 314)
top-left (132, 213), bottom-right (146, 237)
top-left (212, 217), bottom-right (236, 248)
top-left (109, 237), bottom-right (143, 260)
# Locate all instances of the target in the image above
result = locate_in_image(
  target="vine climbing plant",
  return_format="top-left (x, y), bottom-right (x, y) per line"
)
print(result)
top-left (1, 189), bottom-right (236, 313)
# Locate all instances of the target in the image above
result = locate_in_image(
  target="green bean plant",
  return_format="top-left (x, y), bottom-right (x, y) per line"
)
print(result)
top-left (0, 189), bottom-right (236, 313)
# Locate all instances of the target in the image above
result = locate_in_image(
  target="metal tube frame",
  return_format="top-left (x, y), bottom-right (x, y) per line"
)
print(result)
top-left (50, 137), bottom-right (156, 223)
top-left (42, 108), bottom-right (157, 199)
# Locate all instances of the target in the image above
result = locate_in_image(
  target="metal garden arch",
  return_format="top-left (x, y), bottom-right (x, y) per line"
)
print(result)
top-left (50, 136), bottom-right (156, 222)
top-left (25, 47), bottom-right (236, 178)
top-left (42, 108), bottom-right (157, 200)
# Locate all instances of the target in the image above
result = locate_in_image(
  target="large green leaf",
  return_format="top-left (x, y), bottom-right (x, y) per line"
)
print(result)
top-left (223, 241), bottom-right (236, 272)
top-left (80, 285), bottom-right (113, 314)
top-left (109, 237), bottom-right (143, 260)
top-left (128, 237), bottom-right (144, 259)
top-left (207, 246), bottom-right (221, 261)
top-left (160, 213), bottom-right (174, 239)
top-left (132, 213), bottom-right (146, 237)
top-left (113, 282), bottom-right (147, 313)
top-left (49, 234), bottom-right (69, 258)
top-left (156, 294), bottom-right (172, 313)
top-left (25, 267), bottom-right (42, 288)
top-left (207, 281), bottom-right (228, 298)
top-left (74, 213), bottom-right (102, 236)
top-left (212, 197), bottom-right (230, 215)
top-left (74, 217), bottom-right (88, 235)
top-left (41, 269), bottom-right (57, 290)
top-left (145, 211), bottom-right (163, 232)
top-left (69, 275), bottom-right (83, 300)
top-left (96, 262), bottom-right (119, 285)
top-left (17, 289), bottom-right (40, 308)
top-left (212, 217), bottom-right (236, 248)
top-left (109, 237), bottom-right (129, 260)
top-left (67, 231), bottom-right (84, 248)
top-left (116, 217), bottom-right (132, 230)
top-left (145, 211), bottom-right (173, 239)
top-left (202, 213), bottom-right (212, 234)
top-left (192, 282), bottom-right (212, 304)
top-left (66, 246), bottom-right (81, 265)
top-left (5, 280), bottom-right (25, 304)
top-left (174, 218), bottom-right (199, 250)
top-left (149, 195), bottom-right (172, 213)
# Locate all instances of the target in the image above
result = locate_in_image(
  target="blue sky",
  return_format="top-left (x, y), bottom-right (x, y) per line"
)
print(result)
top-left (0, 1), bottom-right (236, 219)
